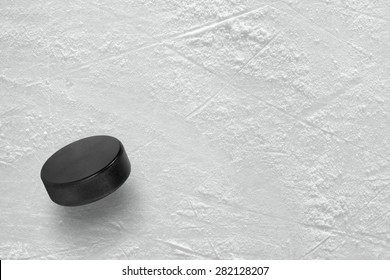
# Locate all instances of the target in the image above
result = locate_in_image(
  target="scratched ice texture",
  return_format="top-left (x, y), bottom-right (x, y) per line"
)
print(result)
top-left (1, 0), bottom-right (390, 259)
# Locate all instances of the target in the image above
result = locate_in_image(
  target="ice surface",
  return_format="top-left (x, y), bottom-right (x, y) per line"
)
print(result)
top-left (1, 0), bottom-right (390, 259)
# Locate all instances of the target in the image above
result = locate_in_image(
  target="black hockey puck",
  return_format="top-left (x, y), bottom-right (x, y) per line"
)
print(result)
top-left (40, 135), bottom-right (131, 206)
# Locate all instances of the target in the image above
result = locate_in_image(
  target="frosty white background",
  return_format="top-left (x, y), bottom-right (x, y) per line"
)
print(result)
top-left (1, 0), bottom-right (390, 259)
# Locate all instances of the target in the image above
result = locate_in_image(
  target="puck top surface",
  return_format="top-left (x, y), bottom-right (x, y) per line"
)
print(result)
top-left (41, 135), bottom-right (121, 184)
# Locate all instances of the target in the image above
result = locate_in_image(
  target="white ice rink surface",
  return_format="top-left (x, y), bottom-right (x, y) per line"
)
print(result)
top-left (1, 0), bottom-right (390, 259)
